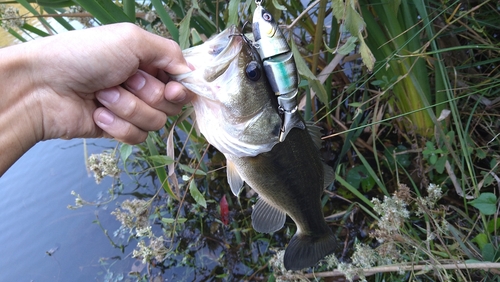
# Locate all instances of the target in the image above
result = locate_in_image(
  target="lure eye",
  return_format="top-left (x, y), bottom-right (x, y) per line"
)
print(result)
top-left (263, 12), bottom-right (272, 22)
top-left (245, 61), bottom-right (262, 81)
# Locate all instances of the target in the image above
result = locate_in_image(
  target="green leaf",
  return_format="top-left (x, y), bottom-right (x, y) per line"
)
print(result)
top-left (17, 0), bottom-right (56, 33)
top-left (120, 143), bottom-right (133, 163)
top-left (73, 0), bottom-right (132, 24)
top-left (358, 36), bottom-right (375, 71)
top-left (337, 36), bottom-right (358, 55)
top-left (43, 7), bottom-right (75, 31)
top-left (123, 0), bottom-right (136, 21)
top-left (190, 28), bottom-right (203, 46)
top-left (291, 40), bottom-right (328, 105)
top-left (7, 28), bottom-right (26, 42)
top-left (344, 2), bottom-right (365, 35)
top-left (20, 23), bottom-right (50, 37)
top-left (28, 0), bottom-right (74, 7)
top-left (481, 243), bottom-right (496, 262)
top-left (469, 193), bottom-right (498, 215)
top-left (346, 164), bottom-right (376, 193)
top-left (471, 233), bottom-right (489, 250)
top-left (179, 164), bottom-right (206, 176)
top-left (151, 0), bottom-right (179, 42)
top-left (146, 133), bottom-right (178, 200)
top-left (271, 0), bottom-right (287, 11)
top-left (146, 155), bottom-right (175, 166)
top-left (435, 156), bottom-right (447, 174)
top-left (227, 0), bottom-right (240, 26)
top-left (331, 0), bottom-right (344, 22)
top-left (487, 218), bottom-right (500, 233)
top-left (189, 180), bottom-right (206, 208)
top-left (161, 217), bottom-right (187, 224)
top-left (361, 173), bottom-right (376, 193)
top-left (476, 148), bottom-right (487, 159)
top-left (178, 7), bottom-right (194, 49)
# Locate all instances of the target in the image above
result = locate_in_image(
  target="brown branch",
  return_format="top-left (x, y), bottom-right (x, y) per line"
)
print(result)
top-left (290, 262), bottom-right (500, 279)
top-left (13, 12), bottom-right (146, 19)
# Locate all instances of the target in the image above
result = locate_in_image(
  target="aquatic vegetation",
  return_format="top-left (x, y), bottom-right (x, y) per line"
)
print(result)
top-left (87, 151), bottom-right (121, 184)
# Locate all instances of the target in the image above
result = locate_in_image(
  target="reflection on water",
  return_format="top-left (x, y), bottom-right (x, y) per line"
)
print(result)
top-left (0, 138), bottom-right (139, 281)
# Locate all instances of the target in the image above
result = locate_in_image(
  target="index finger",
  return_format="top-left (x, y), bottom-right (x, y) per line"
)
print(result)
top-left (128, 26), bottom-right (191, 75)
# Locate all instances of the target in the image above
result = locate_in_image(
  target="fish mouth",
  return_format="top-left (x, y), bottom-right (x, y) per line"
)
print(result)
top-left (181, 26), bottom-right (243, 82)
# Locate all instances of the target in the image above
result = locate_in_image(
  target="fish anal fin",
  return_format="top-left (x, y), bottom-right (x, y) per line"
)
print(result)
top-left (305, 121), bottom-right (323, 149)
top-left (251, 198), bottom-right (286, 233)
top-left (227, 160), bottom-right (244, 196)
top-left (283, 229), bottom-right (338, 270)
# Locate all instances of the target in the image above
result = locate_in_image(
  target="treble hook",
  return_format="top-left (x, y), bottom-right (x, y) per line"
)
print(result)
top-left (228, 22), bottom-right (254, 46)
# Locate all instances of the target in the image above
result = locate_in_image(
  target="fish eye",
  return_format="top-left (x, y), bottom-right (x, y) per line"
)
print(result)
top-left (245, 61), bottom-right (262, 81)
top-left (263, 12), bottom-right (272, 22)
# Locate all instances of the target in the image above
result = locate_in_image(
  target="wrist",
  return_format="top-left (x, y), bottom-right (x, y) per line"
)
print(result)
top-left (0, 43), bottom-right (42, 175)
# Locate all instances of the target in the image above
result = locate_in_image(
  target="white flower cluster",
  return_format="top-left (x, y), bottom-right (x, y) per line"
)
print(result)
top-left (111, 199), bottom-right (150, 231)
top-left (87, 152), bottom-right (120, 184)
top-left (372, 193), bottom-right (410, 242)
top-left (0, 5), bottom-right (25, 30)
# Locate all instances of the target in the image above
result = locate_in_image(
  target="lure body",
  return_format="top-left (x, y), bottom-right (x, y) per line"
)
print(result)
top-left (252, 5), bottom-right (303, 142)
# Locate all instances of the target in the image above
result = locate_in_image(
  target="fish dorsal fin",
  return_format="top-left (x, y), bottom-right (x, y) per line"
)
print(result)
top-left (227, 160), bottom-right (244, 196)
top-left (305, 121), bottom-right (323, 149)
top-left (251, 198), bottom-right (286, 233)
top-left (324, 163), bottom-right (335, 188)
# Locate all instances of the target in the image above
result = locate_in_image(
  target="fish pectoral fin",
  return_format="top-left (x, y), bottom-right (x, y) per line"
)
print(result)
top-left (251, 198), bottom-right (286, 233)
top-left (227, 160), bottom-right (244, 196)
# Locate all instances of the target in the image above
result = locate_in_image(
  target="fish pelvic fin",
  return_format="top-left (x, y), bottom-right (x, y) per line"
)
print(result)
top-left (283, 229), bottom-right (337, 271)
top-left (227, 160), bottom-right (244, 196)
top-left (251, 198), bottom-right (286, 233)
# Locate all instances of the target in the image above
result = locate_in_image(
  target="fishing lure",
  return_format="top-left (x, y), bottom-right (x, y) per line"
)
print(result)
top-left (252, 0), bottom-right (304, 142)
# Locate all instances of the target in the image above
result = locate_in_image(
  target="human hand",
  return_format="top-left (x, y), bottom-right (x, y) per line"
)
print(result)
top-left (17, 22), bottom-right (193, 144)
top-left (0, 23), bottom-right (195, 175)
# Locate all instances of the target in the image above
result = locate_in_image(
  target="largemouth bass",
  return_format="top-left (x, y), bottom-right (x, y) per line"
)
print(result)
top-left (173, 26), bottom-right (337, 270)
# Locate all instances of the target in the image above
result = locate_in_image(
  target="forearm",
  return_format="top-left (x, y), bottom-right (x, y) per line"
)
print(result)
top-left (0, 44), bottom-right (39, 176)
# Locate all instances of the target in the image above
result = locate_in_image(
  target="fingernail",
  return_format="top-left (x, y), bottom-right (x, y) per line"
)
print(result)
top-left (97, 88), bottom-right (120, 104)
top-left (169, 89), bottom-right (187, 103)
top-left (125, 71), bottom-right (146, 91)
top-left (96, 110), bottom-right (115, 125)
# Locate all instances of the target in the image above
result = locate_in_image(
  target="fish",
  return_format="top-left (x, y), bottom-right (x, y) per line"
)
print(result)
top-left (172, 25), bottom-right (337, 270)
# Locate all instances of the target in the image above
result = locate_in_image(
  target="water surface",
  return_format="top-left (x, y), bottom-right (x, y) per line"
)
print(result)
top-left (0, 138), bottom-right (136, 281)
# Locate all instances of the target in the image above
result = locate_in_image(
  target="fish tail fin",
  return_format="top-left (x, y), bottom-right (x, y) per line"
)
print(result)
top-left (283, 229), bottom-right (337, 271)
